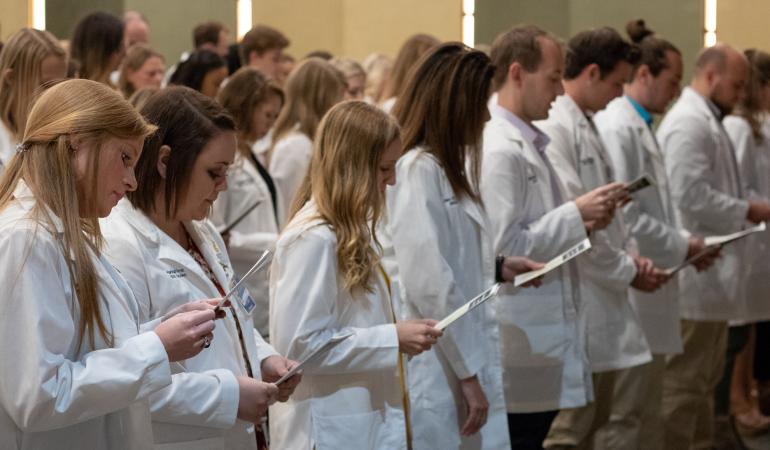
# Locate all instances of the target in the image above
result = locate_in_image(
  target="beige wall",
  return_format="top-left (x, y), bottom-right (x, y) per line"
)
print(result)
top-left (717, 0), bottom-right (770, 52)
top-left (126, 0), bottom-right (237, 65)
top-left (0, 0), bottom-right (29, 40)
top-left (476, 0), bottom-right (703, 76)
top-left (252, 0), bottom-right (461, 61)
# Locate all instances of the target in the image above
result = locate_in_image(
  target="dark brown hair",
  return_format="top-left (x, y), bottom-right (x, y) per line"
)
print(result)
top-left (626, 19), bottom-right (680, 78)
top-left (393, 42), bottom-right (493, 203)
top-left (193, 21), bottom-right (227, 49)
top-left (130, 86), bottom-right (235, 219)
top-left (239, 24), bottom-right (290, 64)
top-left (735, 49), bottom-right (770, 141)
top-left (217, 67), bottom-right (284, 150)
top-left (70, 11), bottom-right (124, 85)
top-left (564, 27), bottom-right (640, 80)
top-left (381, 33), bottom-right (440, 101)
top-left (169, 50), bottom-right (226, 93)
top-left (491, 24), bottom-right (562, 90)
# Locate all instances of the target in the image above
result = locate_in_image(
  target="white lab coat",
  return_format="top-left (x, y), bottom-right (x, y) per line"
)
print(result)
top-left (0, 181), bottom-right (172, 450)
top-left (268, 200), bottom-right (407, 450)
top-left (380, 97), bottom-right (396, 114)
top-left (102, 200), bottom-right (278, 450)
top-left (0, 121), bottom-right (17, 176)
top-left (724, 114), bottom-right (770, 321)
top-left (536, 94), bottom-right (651, 372)
top-left (480, 111), bottom-right (593, 413)
top-left (268, 129), bottom-right (313, 227)
top-left (381, 148), bottom-right (509, 450)
top-left (594, 96), bottom-right (689, 354)
top-left (212, 150), bottom-right (280, 336)
top-left (658, 87), bottom-right (751, 322)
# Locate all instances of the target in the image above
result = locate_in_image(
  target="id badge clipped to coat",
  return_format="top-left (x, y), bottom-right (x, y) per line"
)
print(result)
top-left (232, 278), bottom-right (257, 315)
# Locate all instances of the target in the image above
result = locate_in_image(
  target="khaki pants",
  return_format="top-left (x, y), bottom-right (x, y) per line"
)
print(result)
top-left (638, 354), bottom-right (666, 450)
top-left (662, 320), bottom-right (728, 450)
top-left (544, 363), bottom-right (649, 449)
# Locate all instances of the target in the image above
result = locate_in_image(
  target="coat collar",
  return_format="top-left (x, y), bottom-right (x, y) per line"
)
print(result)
top-left (680, 86), bottom-right (721, 122)
top-left (113, 199), bottom-right (233, 295)
top-left (553, 94), bottom-right (592, 130)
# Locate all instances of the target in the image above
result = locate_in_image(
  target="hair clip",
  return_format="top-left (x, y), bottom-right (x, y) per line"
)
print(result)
top-left (15, 142), bottom-right (29, 154)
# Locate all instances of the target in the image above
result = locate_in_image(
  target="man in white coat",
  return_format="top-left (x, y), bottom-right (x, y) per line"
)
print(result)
top-left (657, 44), bottom-right (770, 449)
top-left (481, 25), bottom-right (625, 449)
top-left (593, 33), bottom-right (716, 450)
top-left (536, 28), bottom-right (671, 449)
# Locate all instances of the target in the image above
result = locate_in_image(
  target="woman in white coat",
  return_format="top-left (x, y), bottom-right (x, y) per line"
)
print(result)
top-left (214, 67), bottom-right (284, 336)
top-left (382, 43), bottom-right (543, 450)
top-left (270, 100), bottom-right (443, 450)
top-left (0, 28), bottom-right (67, 175)
top-left (102, 87), bottom-right (300, 450)
top-left (0, 79), bottom-right (216, 450)
top-left (724, 48), bottom-right (770, 432)
top-left (266, 58), bottom-right (345, 226)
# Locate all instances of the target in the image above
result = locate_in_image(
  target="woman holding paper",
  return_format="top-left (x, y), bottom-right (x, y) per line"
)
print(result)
top-left (213, 67), bottom-right (284, 337)
top-left (0, 79), bottom-right (218, 449)
top-left (102, 86), bottom-right (299, 450)
top-left (269, 100), bottom-right (443, 449)
top-left (380, 43), bottom-right (542, 450)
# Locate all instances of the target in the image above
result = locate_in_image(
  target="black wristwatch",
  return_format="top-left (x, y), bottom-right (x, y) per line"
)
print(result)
top-left (495, 254), bottom-right (505, 283)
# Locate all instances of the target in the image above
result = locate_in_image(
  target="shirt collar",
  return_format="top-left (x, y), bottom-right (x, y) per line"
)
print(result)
top-left (626, 95), bottom-right (654, 127)
top-left (705, 97), bottom-right (724, 121)
top-left (490, 103), bottom-right (551, 154)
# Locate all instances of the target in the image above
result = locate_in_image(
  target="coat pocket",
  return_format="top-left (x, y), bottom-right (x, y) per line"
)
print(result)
top-left (311, 410), bottom-right (388, 450)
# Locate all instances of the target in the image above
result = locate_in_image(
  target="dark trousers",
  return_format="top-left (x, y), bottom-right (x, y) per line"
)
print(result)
top-left (507, 410), bottom-right (559, 450)
top-left (755, 321), bottom-right (770, 381)
top-left (715, 324), bottom-right (751, 415)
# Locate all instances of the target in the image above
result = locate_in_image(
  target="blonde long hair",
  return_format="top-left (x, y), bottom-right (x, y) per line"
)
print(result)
top-left (0, 28), bottom-right (66, 139)
top-left (0, 79), bottom-right (156, 349)
top-left (290, 101), bottom-right (400, 292)
top-left (266, 57), bottom-right (345, 166)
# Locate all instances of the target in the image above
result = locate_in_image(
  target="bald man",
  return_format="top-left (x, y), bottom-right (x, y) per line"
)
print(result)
top-left (657, 44), bottom-right (770, 449)
top-left (124, 10), bottom-right (150, 48)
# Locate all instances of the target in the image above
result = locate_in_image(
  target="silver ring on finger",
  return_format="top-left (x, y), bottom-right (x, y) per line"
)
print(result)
top-left (203, 336), bottom-right (211, 348)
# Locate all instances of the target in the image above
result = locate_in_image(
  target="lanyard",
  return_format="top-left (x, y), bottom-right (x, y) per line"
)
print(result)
top-left (378, 264), bottom-right (413, 450)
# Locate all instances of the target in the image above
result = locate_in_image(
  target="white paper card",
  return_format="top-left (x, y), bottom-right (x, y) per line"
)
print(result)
top-left (703, 222), bottom-right (766, 247)
top-left (513, 238), bottom-right (592, 286)
top-left (275, 332), bottom-right (354, 385)
top-left (664, 222), bottom-right (766, 275)
top-left (434, 283), bottom-right (501, 331)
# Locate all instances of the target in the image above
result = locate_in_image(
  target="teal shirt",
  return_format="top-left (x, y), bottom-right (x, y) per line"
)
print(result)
top-left (626, 95), bottom-right (653, 127)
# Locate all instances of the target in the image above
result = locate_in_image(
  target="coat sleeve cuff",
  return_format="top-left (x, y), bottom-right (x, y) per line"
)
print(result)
top-left (128, 331), bottom-right (173, 399)
top-left (203, 368), bottom-right (240, 428)
top-left (139, 317), bottom-right (162, 333)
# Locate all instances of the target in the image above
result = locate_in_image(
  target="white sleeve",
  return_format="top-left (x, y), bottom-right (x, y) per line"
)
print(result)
top-left (149, 369), bottom-right (239, 429)
top-left (253, 329), bottom-right (279, 362)
top-left (0, 230), bottom-right (171, 432)
top-left (599, 122), bottom-right (688, 267)
top-left (269, 135), bottom-right (313, 224)
top-left (726, 117), bottom-right (764, 202)
top-left (481, 142), bottom-right (586, 261)
top-left (543, 122), bottom-right (637, 290)
top-left (662, 116), bottom-right (750, 230)
top-left (270, 230), bottom-right (399, 375)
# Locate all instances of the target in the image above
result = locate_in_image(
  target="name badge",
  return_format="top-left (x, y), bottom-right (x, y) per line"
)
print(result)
top-left (232, 277), bottom-right (257, 315)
